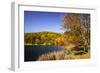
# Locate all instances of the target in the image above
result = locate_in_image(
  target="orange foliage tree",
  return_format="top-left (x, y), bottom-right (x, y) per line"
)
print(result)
top-left (55, 37), bottom-right (66, 46)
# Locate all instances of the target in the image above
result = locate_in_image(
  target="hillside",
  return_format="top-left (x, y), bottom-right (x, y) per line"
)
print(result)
top-left (24, 31), bottom-right (64, 45)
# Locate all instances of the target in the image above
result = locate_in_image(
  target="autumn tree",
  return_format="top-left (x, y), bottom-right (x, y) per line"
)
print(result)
top-left (77, 14), bottom-right (90, 49)
top-left (24, 33), bottom-right (33, 45)
top-left (55, 37), bottom-right (66, 46)
top-left (62, 13), bottom-right (90, 51)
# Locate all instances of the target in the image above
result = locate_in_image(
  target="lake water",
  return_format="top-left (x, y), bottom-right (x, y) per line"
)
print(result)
top-left (24, 45), bottom-right (64, 61)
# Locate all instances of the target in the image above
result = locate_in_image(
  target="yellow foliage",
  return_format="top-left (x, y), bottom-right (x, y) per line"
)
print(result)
top-left (55, 37), bottom-right (66, 46)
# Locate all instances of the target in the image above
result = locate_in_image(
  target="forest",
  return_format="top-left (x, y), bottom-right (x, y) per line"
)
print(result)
top-left (24, 32), bottom-right (63, 46)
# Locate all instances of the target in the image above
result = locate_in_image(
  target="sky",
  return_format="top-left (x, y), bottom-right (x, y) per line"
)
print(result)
top-left (24, 11), bottom-right (66, 33)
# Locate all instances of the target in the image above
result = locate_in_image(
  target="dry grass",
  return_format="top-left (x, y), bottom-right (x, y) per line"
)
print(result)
top-left (38, 51), bottom-right (90, 61)
top-left (37, 51), bottom-right (64, 61)
top-left (37, 49), bottom-right (90, 61)
top-left (64, 50), bottom-right (90, 60)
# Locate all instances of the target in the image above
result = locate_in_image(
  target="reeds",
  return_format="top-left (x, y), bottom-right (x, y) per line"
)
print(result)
top-left (37, 51), bottom-right (64, 61)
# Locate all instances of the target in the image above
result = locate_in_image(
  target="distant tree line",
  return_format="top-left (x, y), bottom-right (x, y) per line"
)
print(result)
top-left (24, 32), bottom-right (65, 46)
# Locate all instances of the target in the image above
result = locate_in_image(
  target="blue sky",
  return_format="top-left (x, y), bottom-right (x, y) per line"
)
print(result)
top-left (24, 11), bottom-right (66, 33)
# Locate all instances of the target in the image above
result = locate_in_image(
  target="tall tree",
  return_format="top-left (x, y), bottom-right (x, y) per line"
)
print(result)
top-left (62, 13), bottom-right (90, 51)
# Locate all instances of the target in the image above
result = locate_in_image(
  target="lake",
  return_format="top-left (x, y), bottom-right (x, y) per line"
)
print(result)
top-left (24, 45), bottom-right (64, 61)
